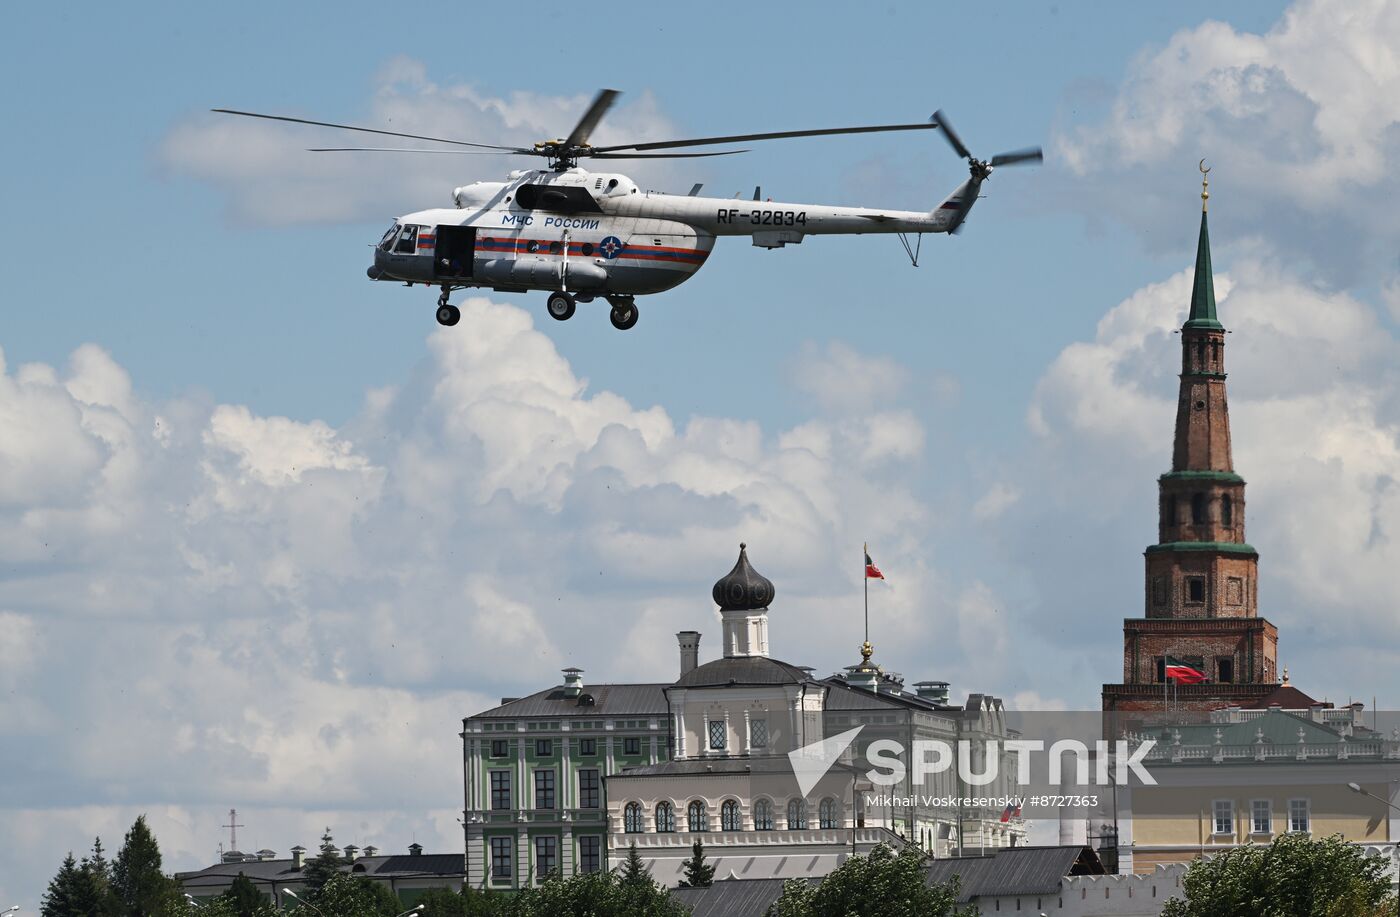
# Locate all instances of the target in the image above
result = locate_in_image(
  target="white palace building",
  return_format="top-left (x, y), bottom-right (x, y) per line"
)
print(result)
top-left (459, 544), bottom-right (1026, 889)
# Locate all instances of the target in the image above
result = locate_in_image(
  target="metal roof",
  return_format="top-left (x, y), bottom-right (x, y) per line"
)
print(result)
top-left (176, 853), bottom-right (466, 888)
top-left (671, 656), bottom-right (815, 689)
top-left (469, 683), bottom-right (669, 719)
top-left (926, 845), bottom-right (1103, 901)
top-left (671, 877), bottom-right (793, 916)
top-left (666, 846), bottom-right (1102, 915)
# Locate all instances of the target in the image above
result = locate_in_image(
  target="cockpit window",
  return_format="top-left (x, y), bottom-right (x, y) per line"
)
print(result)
top-left (378, 223), bottom-right (400, 251)
top-left (394, 224), bottom-right (419, 254)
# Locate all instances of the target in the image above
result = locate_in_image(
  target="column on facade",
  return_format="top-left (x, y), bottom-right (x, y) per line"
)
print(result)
top-left (675, 711), bottom-right (686, 758)
top-left (562, 826), bottom-right (575, 878)
top-left (743, 708), bottom-right (752, 755)
top-left (649, 733), bottom-right (659, 765)
top-left (516, 828), bottom-right (529, 889)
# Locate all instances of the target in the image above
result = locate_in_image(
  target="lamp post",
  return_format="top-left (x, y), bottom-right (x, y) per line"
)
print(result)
top-left (2, 906), bottom-right (19, 916)
top-left (1348, 781), bottom-right (1400, 814)
top-left (282, 889), bottom-right (326, 917)
top-left (392, 906), bottom-right (425, 917)
top-left (183, 894), bottom-right (205, 909)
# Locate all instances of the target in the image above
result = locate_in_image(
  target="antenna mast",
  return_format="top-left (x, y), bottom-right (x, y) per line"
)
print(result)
top-left (222, 808), bottom-right (245, 853)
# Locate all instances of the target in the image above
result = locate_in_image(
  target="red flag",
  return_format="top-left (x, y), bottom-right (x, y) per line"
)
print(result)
top-left (864, 547), bottom-right (884, 580)
top-left (1000, 800), bottom-right (1021, 823)
top-left (1165, 656), bottom-right (1206, 684)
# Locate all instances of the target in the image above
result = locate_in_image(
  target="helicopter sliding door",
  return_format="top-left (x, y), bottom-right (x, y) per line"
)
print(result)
top-left (433, 225), bottom-right (476, 279)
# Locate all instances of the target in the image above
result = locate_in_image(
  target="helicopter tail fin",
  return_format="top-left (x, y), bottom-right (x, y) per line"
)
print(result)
top-left (932, 177), bottom-right (982, 234)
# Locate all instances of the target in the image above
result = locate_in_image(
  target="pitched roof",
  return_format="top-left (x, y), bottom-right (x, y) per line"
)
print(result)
top-left (1246, 685), bottom-right (1323, 709)
top-left (671, 878), bottom-right (791, 916)
top-left (671, 656), bottom-right (814, 689)
top-left (470, 683), bottom-right (668, 719)
top-left (1185, 209), bottom-right (1222, 329)
top-left (926, 845), bottom-right (1104, 902)
top-left (176, 853), bottom-right (465, 889)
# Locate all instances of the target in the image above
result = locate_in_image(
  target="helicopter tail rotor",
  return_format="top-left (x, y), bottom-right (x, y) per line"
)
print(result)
top-left (928, 110), bottom-right (1042, 233)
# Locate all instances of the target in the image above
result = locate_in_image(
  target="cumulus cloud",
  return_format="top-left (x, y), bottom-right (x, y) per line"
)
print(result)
top-left (1053, 0), bottom-right (1400, 278)
top-left (788, 340), bottom-right (912, 414)
top-left (0, 302), bottom-right (1019, 909)
top-left (163, 59), bottom-right (688, 225)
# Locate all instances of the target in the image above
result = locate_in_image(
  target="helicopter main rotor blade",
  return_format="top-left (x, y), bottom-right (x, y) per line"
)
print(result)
top-left (990, 147), bottom-right (1044, 167)
top-left (587, 149), bottom-right (749, 159)
top-left (211, 109), bottom-right (533, 153)
top-left (564, 89), bottom-right (621, 150)
top-left (307, 147), bottom-right (518, 154)
top-left (591, 121), bottom-right (938, 153)
top-left (930, 110), bottom-right (971, 161)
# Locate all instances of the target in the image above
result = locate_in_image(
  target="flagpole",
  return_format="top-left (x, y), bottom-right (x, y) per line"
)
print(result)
top-left (863, 542), bottom-right (869, 647)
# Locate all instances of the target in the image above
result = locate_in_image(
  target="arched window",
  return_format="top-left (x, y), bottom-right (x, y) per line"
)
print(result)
top-left (819, 797), bottom-right (839, 829)
top-left (1191, 493), bottom-right (1206, 525)
top-left (1195, 340), bottom-right (1206, 369)
top-left (753, 799), bottom-right (774, 831)
top-left (655, 801), bottom-right (675, 833)
top-left (624, 802), bottom-right (643, 833)
top-left (687, 800), bottom-right (707, 833)
top-left (1221, 494), bottom-right (1233, 527)
top-left (721, 799), bottom-right (742, 831)
top-left (1163, 496), bottom-right (1177, 526)
top-left (787, 799), bottom-right (807, 830)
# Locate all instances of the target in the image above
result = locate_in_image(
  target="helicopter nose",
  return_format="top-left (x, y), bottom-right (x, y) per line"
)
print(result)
top-left (367, 247), bottom-right (387, 281)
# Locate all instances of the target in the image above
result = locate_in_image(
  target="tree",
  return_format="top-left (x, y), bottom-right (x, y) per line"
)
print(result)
top-left (113, 815), bottom-right (178, 917)
top-left (617, 842), bottom-right (650, 891)
top-left (82, 837), bottom-right (124, 917)
top-left (296, 873), bottom-right (401, 917)
top-left (218, 873), bottom-right (274, 917)
top-left (41, 853), bottom-right (89, 917)
top-left (1160, 833), bottom-right (1399, 917)
top-left (301, 828), bottom-right (346, 892)
top-left (505, 869), bottom-right (687, 917)
top-left (766, 844), bottom-right (972, 917)
top-left (416, 887), bottom-right (471, 917)
top-left (678, 838), bottom-right (714, 888)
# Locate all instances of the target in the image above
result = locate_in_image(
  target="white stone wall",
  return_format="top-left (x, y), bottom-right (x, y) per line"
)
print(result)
top-left (973, 865), bottom-right (1187, 917)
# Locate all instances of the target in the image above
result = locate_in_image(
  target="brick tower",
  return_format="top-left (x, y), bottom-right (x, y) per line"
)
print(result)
top-left (1103, 171), bottom-right (1283, 713)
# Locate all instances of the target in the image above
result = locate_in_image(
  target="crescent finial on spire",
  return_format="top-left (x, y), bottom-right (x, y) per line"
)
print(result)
top-left (1199, 159), bottom-right (1210, 211)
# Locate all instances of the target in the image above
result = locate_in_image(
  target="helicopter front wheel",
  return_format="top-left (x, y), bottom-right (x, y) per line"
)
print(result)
top-left (436, 304), bottom-right (461, 326)
top-left (546, 291), bottom-right (576, 321)
top-left (608, 299), bottom-right (639, 331)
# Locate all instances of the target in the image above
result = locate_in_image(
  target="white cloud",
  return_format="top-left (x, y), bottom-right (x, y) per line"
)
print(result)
top-left (788, 340), bottom-right (912, 414)
top-left (0, 299), bottom-right (987, 910)
top-left (164, 60), bottom-right (687, 225)
top-left (1053, 0), bottom-right (1400, 277)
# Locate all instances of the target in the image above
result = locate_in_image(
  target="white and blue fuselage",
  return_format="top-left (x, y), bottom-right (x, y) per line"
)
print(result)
top-left (369, 166), bottom-right (980, 298)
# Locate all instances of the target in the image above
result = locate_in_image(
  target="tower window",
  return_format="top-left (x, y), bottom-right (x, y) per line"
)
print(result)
top-left (1222, 494), bottom-right (1233, 527)
top-left (1212, 341), bottom-right (1221, 367)
top-left (1196, 341), bottom-right (1206, 368)
top-left (1163, 496), bottom-right (1177, 526)
top-left (1191, 493), bottom-right (1206, 525)
top-left (1218, 658), bottom-right (1235, 683)
top-left (1187, 577), bottom-right (1206, 603)
top-left (1151, 576), bottom-right (1168, 607)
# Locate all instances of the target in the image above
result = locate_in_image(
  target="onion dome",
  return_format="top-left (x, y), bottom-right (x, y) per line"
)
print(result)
top-left (712, 543), bottom-right (775, 610)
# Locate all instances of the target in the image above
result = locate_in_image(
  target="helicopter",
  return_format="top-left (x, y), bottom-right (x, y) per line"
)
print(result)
top-left (214, 90), bottom-right (1041, 331)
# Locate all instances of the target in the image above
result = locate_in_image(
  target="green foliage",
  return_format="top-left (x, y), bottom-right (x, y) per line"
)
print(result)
top-left (291, 872), bottom-right (403, 917)
top-left (217, 873), bottom-right (276, 917)
top-left (766, 844), bottom-right (971, 917)
top-left (505, 868), bottom-right (687, 917)
top-left (302, 829), bottom-right (347, 893)
top-left (113, 815), bottom-right (178, 917)
top-left (617, 843), bottom-right (650, 891)
top-left (1160, 833), bottom-right (1399, 917)
top-left (678, 838), bottom-right (714, 888)
top-left (415, 887), bottom-right (471, 917)
top-left (184, 896), bottom-right (277, 917)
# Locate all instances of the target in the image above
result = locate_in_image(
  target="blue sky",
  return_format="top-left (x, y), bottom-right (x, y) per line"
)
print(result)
top-left (6, 0), bottom-right (1400, 909)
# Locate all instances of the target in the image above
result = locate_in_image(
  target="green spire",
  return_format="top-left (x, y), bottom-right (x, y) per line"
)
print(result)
top-left (1185, 166), bottom-right (1222, 330)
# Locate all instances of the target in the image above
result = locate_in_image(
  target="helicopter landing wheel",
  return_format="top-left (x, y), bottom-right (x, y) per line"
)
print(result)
top-left (609, 300), bottom-right (639, 331)
top-left (546, 291), bottom-right (576, 321)
top-left (436, 304), bottom-right (461, 326)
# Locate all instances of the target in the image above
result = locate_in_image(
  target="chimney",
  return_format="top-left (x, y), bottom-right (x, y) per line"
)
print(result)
top-left (290, 846), bottom-right (306, 870)
top-left (677, 631), bottom-right (701, 677)
top-left (913, 681), bottom-right (950, 705)
top-left (256, 849), bottom-right (277, 862)
top-left (409, 842), bottom-right (423, 857)
top-left (362, 845), bottom-right (378, 858)
top-left (562, 667), bottom-right (584, 698)
top-left (343, 844), bottom-right (359, 861)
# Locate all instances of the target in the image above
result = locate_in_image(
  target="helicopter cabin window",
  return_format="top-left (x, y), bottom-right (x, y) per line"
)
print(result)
top-left (394, 224), bottom-right (419, 254)
top-left (378, 223), bottom-right (401, 251)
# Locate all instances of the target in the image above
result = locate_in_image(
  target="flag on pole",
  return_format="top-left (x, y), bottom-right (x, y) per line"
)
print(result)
top-left (999, 800), bottom-right (1021, 823)
top-left (864, 546), bottom-right (885, 580)
top-left (1165, 656), bottom-right (1207, 684)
